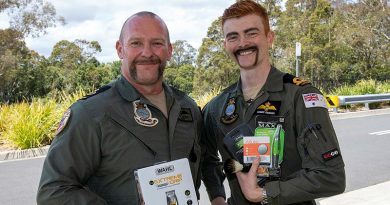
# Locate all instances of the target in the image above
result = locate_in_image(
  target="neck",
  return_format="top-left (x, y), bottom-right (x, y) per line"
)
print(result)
top-left (128, 79), bottom-right (164, 95)
top-left (240, 64), bottom-right (271, 91)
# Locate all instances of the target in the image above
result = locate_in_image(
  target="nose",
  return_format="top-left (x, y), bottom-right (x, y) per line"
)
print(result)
top-left (141, 44), bottom-right (153, 58)
top-left (238, 36), bottom-right (250, 47)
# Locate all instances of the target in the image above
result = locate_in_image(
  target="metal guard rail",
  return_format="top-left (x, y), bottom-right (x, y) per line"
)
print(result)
top-left (339, 94), bottom-right (390, 105)
top-left (325, 93), bottom-right (390, 112)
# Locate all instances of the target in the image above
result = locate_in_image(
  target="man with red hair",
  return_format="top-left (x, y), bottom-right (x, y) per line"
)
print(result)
top-left (201, 1), bottom-right (345, 204)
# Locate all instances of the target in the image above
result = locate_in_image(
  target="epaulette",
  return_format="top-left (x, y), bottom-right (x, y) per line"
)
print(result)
top-left (80, 85), bottom-right (111, 100)
top-left (283, 73), bottom-right (310, 86)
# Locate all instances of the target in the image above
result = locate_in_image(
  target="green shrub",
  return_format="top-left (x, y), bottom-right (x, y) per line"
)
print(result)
top-left (194, 87), bottom-right (221, 109)
top-left (0, 104), bottom-right (10, 133)
top-left (0, 87), bottom-right (93, 149)
top-left (377, 81), bottom-right (390, 93)
top-left (330, 79), bottom-right (379, 95)
top-left (2, 99), bottom-right (59, 149)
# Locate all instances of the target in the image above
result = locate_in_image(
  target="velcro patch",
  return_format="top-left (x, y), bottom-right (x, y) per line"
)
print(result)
top-left (302, 93), bottom-right (328, 109)
top-left (322, 148), bottom-right (340, 161)
top-left (55, 108), bottom-right (71, 135)
top-left (178, 108), bottom-right (193, 122)
top-left (256, 101), bottom-right (281, 115)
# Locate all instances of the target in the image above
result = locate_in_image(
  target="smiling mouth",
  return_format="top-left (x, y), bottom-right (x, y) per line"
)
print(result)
top-left (135, 58), bottom-right (161, 65)
top-left (234, 46), bottom-right (258, 57)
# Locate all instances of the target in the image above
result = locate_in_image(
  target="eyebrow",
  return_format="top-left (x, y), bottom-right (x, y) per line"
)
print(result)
top-left (127, 37), bottom-right (166, 43)
top-left (244, 27), bottom-right (260, 33)
top-left (225, 31), bottom-right (239, 39)
top-left (225, 27), bottom-right (260, 38)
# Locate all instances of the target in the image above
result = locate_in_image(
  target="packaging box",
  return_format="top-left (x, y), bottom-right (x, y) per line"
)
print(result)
top-left (135, 158), bottom-right (198, 205)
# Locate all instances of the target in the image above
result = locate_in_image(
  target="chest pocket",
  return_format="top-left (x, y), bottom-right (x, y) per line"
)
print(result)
top-left (171, 119), bottom-right (198, 161)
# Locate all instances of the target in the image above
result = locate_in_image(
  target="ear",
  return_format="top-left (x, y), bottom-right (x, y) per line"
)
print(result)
top-left (116, 40), bottom-right (124, 59)
top-left (266, 31), bottom-right (275, 48)
top-left (167, 42), bottom-right (173, 60)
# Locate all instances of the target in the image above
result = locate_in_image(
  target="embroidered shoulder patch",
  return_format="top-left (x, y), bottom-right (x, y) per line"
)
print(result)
top-left (55, 108), bottom-right (71, 135)
top-left (80, 85), bottom-right (111, 100)
top-left (302, 93), bottom-right (328, 109)
top-left (283, 73), bottom-right (310, 86)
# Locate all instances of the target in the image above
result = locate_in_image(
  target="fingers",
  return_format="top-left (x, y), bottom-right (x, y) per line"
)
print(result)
top-left (249, 156), bottom-right (261, 176)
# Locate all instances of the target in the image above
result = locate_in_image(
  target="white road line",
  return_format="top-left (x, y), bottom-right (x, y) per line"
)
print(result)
top-left (369, 130), bottom-right (390, 135)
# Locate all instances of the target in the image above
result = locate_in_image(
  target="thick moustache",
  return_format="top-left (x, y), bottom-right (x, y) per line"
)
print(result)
top-left (135, 59), bottom-right (161, 65)
top-left (234, 46), bottom-right (258, 56)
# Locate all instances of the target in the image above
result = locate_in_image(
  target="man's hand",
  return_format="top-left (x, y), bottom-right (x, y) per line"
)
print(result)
top-left (211, 196), bottom-right (228, 205)
top-left (235, 157), bottom-right (263, 202)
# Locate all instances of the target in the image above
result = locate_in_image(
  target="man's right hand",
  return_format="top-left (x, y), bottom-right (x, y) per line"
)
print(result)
top-left (211, 196), bottom-right (228, 205)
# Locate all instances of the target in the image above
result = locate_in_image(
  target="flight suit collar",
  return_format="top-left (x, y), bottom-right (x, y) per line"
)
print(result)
top-left (227, 66), bottom-right (284, 97)
top-left (261, 66), bottom-right (285, 93)
top-left (116, 75), bottom-right (174, 108)
top-left (116, 75), bottom-right (142, 102)
top-left (221, 66), bottom-right (285, 124)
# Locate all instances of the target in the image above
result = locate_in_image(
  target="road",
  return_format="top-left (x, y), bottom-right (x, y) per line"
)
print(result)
top-left (1, 112), bottom-right (389, 205)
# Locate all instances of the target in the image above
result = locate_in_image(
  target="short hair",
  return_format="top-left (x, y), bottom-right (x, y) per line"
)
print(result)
top-left (119, 11), bottom-right (170, 43)
top-left (221, 0), bottom-right (270, 35)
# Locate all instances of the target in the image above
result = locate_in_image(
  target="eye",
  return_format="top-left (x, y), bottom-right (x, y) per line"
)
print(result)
top-left (130, 41), bottom-right (142, 47)
top-left (246, 31), bottom-right (259, 38)
top-left (152, 41), bottom-right (164, 47)
top-left (226, 35), bottom-right (238, 42)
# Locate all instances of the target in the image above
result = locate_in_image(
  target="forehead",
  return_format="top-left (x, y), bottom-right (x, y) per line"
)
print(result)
top-left (123, 16), bottom-right (168, 40)
top-left (222, 14), bottom-right (265, 35)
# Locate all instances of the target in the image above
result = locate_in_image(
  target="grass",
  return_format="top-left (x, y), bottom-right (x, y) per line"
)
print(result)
top-left (1, 99), bottom-right (59, 149)
top-left (194, 87), bottom-right (222, 109)
top-left (0, 88), bottom-right (89, 150)
top-left (327, 79), bottom-right (390, 110)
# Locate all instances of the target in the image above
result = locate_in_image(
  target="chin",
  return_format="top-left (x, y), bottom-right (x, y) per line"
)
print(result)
top-left (238, 63), bottom-right (257, 70)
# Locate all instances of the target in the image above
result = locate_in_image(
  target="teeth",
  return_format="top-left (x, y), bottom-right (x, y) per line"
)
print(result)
top-left (239, 50), bottom-right (254, 56)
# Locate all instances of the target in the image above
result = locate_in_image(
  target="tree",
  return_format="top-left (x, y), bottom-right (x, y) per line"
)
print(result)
top-left (193, 18), bottom-right (239, 97)
top-left (1, 0), bottom-right (65, 37)
top-left (164, 64), bottom-right (195, 94)
top-left (49, 39), bottom-right (102, 70)
top-left (168, 40), bottom-right (196, 67)
top-left (334, 0), bottom-right (390, 81)
top-left (0, 28), bottom-right (32, 102)
top-left (49, 40), bottom-right (83, 70)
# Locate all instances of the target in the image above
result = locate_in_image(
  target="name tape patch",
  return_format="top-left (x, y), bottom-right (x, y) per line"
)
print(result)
top-left (322, 148), bottom-right (340, 161)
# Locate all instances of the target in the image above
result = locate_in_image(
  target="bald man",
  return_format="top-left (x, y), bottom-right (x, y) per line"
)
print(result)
top-left (37, 12), bottom-right (203, 205)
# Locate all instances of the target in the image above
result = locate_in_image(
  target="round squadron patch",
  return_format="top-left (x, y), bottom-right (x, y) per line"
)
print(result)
top-left (220, 97), bottom-right (239, 124)
top-left (55, 108), bottom-right (71, 135)
top-left (133, 100), bottom-right (159, 127)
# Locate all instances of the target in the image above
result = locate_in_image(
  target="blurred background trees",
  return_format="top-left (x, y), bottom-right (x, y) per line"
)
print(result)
top-left (0, 0), bottom-right (389, 103)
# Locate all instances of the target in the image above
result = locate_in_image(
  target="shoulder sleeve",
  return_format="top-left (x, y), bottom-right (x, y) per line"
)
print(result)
top-left (265, 86), bottom-right (346, 204)
top-left (37, 102), bottom-right (107, 205)
top-left (200, 103), bottom-right (226, 201)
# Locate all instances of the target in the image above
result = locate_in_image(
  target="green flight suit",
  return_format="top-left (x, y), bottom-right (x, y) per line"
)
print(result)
top-left (201, 67), bottom-right (345, 205)
top-left (37, 76), bottom-right (203, 205)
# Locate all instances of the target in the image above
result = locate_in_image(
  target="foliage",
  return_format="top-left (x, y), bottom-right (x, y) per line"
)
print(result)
top-left (275, 0), bottom-right (389, 91)
top-left (0, 88), bottom-right (89, 149)
top-left (1, 98), bottom-right (59, 149)
top-left (194, 87), bottom-right (222, 109)
top-left (164, 64), bottom-right (195, 94)
top-left (193, 18), bottom-right (239, 97)
top-left (329, 79), bottom-right (390, 96)
top-left (168, 40), bottom-right (196, 67)
top-left (0, 0), bottom-right (65, 37)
